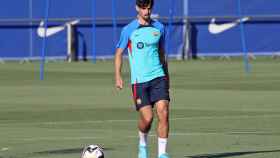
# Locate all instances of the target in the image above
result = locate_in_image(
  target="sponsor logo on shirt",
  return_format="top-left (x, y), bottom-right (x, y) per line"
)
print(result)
top-left (136, 98), bottom-right (142, 105)
top-left (137, 42), bottom-right (144, 49)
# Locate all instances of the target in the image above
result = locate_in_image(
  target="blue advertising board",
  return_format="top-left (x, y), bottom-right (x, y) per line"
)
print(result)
top-left (188, 0), bottom-right (280, 56)
top-left (0, 0), bottom-right (184, 59)
top-left (0, 0), bottom-right (279, 59)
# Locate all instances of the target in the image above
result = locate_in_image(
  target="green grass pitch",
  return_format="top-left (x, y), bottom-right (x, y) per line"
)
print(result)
top-left (0, 58), bottom-right (280, 158)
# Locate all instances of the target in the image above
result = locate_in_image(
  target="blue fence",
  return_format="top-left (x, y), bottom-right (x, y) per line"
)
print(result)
top-left (188, 0), bottom-right (280, 56)
top-left (0, 0), bottom-right (280, 60)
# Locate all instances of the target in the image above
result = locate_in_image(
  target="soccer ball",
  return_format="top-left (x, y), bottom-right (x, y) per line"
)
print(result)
top-left (81, 144), bottom-right (104, 158)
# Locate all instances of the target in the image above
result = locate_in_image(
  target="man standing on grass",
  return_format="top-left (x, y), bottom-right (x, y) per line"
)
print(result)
top-left (114, 0), bottom-right (171, 158)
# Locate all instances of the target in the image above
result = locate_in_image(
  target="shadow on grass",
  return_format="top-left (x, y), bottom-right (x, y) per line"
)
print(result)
top-left (185, 149), bottom-right (280, 158)
top-left (33, 147), bottom-right (113, 155)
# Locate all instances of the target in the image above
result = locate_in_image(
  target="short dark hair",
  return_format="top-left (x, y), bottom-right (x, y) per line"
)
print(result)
top-left (136, 0), bottom-right (154, 8)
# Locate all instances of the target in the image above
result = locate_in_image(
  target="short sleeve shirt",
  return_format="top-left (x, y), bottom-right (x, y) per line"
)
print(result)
top-left (116, 19), bottom-right (166, 84)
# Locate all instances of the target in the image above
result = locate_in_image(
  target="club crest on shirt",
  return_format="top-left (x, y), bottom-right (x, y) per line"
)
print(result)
top-left (136, 98), bottom-right (142, 105)
top-left (152, 32), bottom-right (160, 36)
top-left (137, 42), bottom-right (144, 49)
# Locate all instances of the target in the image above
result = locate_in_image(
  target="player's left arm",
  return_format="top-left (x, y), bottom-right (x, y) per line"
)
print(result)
top-left (159, 43), bottom-right (170, 87)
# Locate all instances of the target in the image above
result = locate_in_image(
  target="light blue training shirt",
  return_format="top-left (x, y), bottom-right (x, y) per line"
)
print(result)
top-left (116, 19), bottom-right (166, 84)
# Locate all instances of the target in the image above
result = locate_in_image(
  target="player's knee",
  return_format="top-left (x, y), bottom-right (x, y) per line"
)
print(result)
top-left (157, 109), bottom-right (169, 124)
top-left (157, 106), bottom-right (169, 118)
top-left (142, 115), bottom-right (153, 125)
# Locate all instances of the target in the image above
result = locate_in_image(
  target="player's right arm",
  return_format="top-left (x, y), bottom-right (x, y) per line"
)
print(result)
top-left (114, 26), bottom-right (129, 90)
top-left (114, 48), bottom-right (124, 90)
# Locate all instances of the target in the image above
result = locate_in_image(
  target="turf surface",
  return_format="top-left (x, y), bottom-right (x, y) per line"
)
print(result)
top-left (0, 59), bottom-right (280, 158)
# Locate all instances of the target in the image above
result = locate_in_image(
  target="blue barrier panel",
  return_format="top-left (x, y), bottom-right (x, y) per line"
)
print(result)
top-left (2, 0), bottom-right (279, 59)
top-left (188, 0), bottom-right (280, 56)
top-left (0, 0), bottom-right (184, 60)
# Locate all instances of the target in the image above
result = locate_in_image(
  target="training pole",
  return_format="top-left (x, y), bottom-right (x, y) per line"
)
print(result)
top-left (40, 0), bottom-right (50, 80)
top-left (237, 0), bottom-right (251, 73)
top-left (166, 0), bottom-right (175, 57)
top-left (91, 0), bottom-right (96, 63)
top-left (112, 0), bottom-right (117, 51)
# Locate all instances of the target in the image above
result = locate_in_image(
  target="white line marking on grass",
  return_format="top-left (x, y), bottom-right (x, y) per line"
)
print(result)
top-left (40, 114), bottom-right (280, 125)
top-left (19, 132), bottom-right (217, 142)
top-left (19, 131), bottom-right (264, 142)
top-left (1, 147), bottom-right (9, 151)
top-left (20, 136), bottom-right (105, 141)
top-left (1, 114), bottom-right (279, 126)
top-left (171, 114), bottom-right (280, 121)
top-left (42, 119), bottom-right (137, 125)
top-left (127, 132), bottom-right (224, 138)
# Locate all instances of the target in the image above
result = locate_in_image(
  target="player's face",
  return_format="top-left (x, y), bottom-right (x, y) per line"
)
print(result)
top-left (136, 5), bottom-right (152, 21)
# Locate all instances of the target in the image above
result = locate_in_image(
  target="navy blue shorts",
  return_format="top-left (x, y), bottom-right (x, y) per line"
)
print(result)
top-left (131, 76), bottom-right (170, 111)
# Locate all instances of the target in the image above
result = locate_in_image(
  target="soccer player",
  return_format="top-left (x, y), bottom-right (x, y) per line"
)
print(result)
top-left (114, 0), bottom-right (170, 158)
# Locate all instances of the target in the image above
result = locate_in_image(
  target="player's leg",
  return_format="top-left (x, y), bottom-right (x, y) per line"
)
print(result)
top-left (137, 106), bottom-right (153, 158)
top-left (155, 100), bottom-right (169, 138)
top-left (138, 105), bottom-right (153, 147)
top-left (150, 77), bottom-right (170, 158)
top-left (155, 100), bottom-right (170, 158)
top-left (132, 83), bottom-right (153, 158)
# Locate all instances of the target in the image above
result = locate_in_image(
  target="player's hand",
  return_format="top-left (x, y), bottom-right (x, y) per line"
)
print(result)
top-left (115, 76), bottom-right (123, 90)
